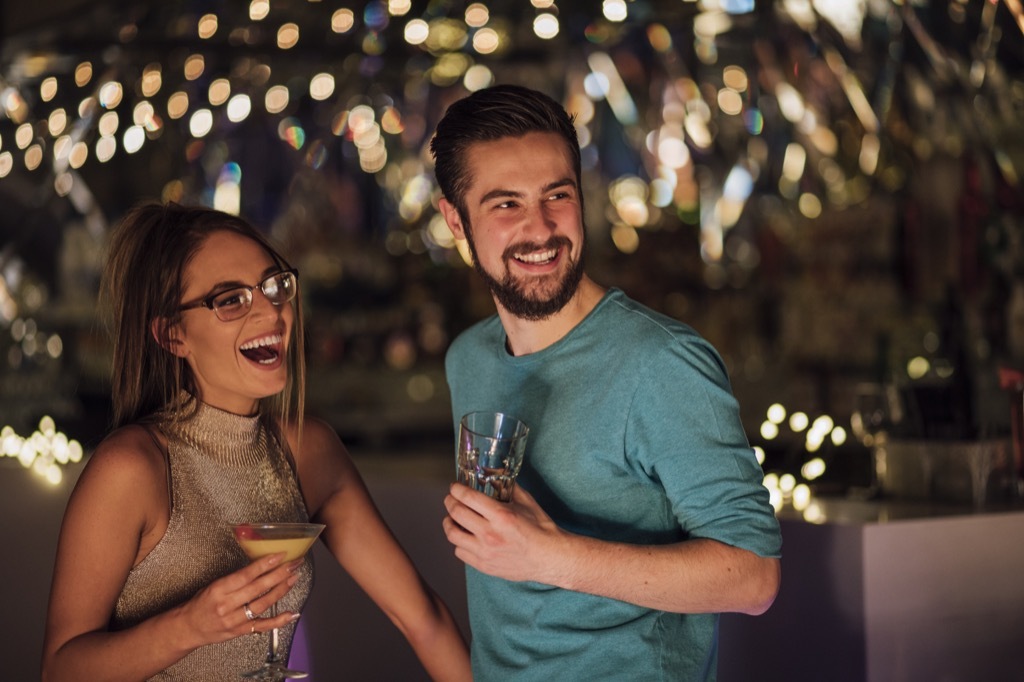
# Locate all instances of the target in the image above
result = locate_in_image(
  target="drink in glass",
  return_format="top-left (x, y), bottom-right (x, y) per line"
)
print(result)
top-left (457, 411), bottom-right (529, 502)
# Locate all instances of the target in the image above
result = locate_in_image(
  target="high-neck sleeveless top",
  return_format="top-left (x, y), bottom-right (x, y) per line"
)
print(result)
top-left (111, 400), bottom-right (315, 681)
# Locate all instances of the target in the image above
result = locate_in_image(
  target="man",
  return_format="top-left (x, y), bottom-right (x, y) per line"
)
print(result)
top-left (431, 84), bottom-right (781, 681)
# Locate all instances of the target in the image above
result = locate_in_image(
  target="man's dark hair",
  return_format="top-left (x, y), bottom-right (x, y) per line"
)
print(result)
top-left (430, 84), bottom-right (581, 218)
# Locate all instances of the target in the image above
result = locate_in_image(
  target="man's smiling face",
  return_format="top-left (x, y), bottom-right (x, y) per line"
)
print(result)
top-left (444, 131), bottom-right (586, 321)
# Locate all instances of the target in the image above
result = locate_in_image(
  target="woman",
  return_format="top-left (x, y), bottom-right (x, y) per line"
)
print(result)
top-left (41, 203), bottom-right (471, 681)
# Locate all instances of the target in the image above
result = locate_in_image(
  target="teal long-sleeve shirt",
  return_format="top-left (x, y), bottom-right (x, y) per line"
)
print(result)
top-left (446, 288), bottom-right (782, 682)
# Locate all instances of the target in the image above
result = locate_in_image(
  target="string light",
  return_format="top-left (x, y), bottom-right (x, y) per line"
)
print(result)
top-left (1, 417), bottom-right (84, 486)
top-left (1, 0), bottom-right (1013, 233)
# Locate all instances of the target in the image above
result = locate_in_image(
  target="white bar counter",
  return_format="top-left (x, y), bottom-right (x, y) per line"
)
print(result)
top-left (719, 497), bottom-right (1024, 682)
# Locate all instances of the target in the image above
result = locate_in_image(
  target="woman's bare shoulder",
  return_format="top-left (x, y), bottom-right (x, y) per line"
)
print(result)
top-left (79, 424), bottom-right (167, 490)
top-left (57, 424), bottom-right (169, 544)
top-left (280, 415), bottom-right (347, 456)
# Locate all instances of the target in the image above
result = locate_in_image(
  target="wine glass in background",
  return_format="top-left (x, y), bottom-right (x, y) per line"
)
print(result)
top-left (851, 384), bottom-right (891, 445)
top-left (231, 522), bottom-right (326, 680)
top-left (851, 383), bottom-right (893, 497)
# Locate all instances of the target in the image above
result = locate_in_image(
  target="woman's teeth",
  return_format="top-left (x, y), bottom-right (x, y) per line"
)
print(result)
top-left (240, 334), bottom-right (282, 351)
top-left (240, 334), bottom-right (283, 364)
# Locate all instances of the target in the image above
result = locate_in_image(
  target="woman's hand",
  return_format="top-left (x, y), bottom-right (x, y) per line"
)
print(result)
top-left (173, 553), bottom-right (303, 648)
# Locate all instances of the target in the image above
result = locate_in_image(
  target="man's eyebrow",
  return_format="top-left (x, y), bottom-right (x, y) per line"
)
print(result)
top-left (478, 188), bottom-right (523, 205)
top-left (543, 178), bottom-right (576, 193)
top-left (476, 178), bottom-right (576, 206)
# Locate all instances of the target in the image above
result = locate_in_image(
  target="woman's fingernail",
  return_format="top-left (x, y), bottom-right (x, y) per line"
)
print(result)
top-left (288, 613), bottom-right (301, 623)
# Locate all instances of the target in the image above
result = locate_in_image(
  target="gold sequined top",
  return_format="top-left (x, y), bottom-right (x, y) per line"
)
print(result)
top-left (111, 399), bottom-right (314, 681)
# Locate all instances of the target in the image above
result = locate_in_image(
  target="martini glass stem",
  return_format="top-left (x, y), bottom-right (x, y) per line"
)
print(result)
top-left (267, 604), bottom-right (281, 665)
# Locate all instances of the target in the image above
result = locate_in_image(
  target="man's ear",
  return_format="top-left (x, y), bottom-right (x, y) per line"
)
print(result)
top-left (438, 198), bottom-right (467, 240)
top-left (151, 317), bottom-right (188, 358)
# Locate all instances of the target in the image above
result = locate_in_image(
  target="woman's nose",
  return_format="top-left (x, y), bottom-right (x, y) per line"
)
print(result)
top-left (249, 287), bottom-right (283, 317)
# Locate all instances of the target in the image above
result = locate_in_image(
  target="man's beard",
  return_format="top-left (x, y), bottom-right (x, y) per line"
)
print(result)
top-left (465, 231), bottom-right (586, 322)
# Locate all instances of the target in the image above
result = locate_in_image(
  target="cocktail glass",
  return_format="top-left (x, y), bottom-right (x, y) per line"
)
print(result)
top-left (230, 522), bottom-right (325, 681)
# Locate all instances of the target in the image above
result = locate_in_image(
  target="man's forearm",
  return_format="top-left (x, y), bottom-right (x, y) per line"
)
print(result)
top-left (542, 534), bottom-right (781, 615)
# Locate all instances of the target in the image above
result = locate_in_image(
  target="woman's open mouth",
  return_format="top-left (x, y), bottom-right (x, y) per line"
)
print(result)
top-left (239, 333), bottom-right (284, 366)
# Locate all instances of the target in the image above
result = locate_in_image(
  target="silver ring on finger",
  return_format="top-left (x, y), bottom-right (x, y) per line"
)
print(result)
top-left (243, 603), bottom-right (257, 621)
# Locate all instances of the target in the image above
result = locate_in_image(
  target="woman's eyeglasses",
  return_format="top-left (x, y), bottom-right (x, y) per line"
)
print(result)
top-left (178, 269), bottom-right (298, 322)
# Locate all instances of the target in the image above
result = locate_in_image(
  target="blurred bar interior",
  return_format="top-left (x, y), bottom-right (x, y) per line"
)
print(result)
top-left (2, 0), bottom-right (1024, 679)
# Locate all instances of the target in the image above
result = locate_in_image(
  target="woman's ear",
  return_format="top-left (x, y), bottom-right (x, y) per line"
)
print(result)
top-left (151, 317), bottom-right (188, 358)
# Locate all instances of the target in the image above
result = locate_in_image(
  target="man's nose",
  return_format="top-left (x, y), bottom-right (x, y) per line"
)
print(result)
top-left (521, 202), bottom-right (558, 238)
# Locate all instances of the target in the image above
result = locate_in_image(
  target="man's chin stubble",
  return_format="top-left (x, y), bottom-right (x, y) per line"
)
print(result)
top-left (485, 265), bottom-right (583, 321)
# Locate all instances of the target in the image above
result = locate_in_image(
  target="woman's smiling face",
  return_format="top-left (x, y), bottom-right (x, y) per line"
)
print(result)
top-left (171, 230), bottom-right (294, 415)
